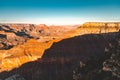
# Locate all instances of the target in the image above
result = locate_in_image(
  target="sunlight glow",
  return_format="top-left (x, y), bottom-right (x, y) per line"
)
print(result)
top-left (0, 18), bottom-right (86, 25)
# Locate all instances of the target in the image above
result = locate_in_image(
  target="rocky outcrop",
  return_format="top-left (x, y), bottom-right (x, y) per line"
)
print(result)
top-left (81, 22), bottom-right (120, 33)
top-left (67, 22), bottom-right (120, 37)
top-left (103, 33), bottom-right (120, 78)
top-left (4, 74), bottom-right (25, 80)
top-left (71, 32), bottom-right (120, 80)
top-left (0, 23), bottom-right (76, 71)
top-left (0, 24), bottom-right (74, 49)
top-left (0, 22), bottom-right (120, 78)
top-left (0, 32), bottom-right (119, 80)
top-left (0, 22), bottom-right (119, 50)
top-left (0, 39), bottom-right (56, 71)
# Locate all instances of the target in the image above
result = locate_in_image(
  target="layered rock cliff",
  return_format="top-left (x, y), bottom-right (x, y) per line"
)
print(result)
top-left (0, 24), bottom-right (77, 71)
top-left (0, 38), bottom-right (64, 71)
top-left (67, 22), bottom-right (120, 37)
top-left (0, 24), bottom-right (75, 49)
top-left (0, 32), bottom-right (119, 80)
top-left (0, 22), bottom-right (120, 73)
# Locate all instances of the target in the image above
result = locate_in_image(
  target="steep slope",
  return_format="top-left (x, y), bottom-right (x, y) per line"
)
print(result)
top-left (0, 24), bottom-right (77, 71)
top-left (41, 32), bottom-right (118, 63)
top-left (0, 32), bottom-right (119, 80)
top-left (65, 22), bottom-right (120, 37)
top-left (0, 24), bottom-right (74, 49)
top-left (0, 22), bottom-right (120, 72)
top-left (103, 33), bottom-right (120, 78)
top-left (0, 39), bottom-right (53, 71)
top-left (1, 22), bottom-right (119, 50)
top-left (0, 37), bottom-right (65, 72)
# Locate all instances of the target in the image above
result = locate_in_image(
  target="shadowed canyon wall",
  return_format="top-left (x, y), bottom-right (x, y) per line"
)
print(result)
top-left (0, 22), bottom-right (120, 72)
top-left (0, 24), bottom-right (75, 71)
top-left (0, 32), bottom-right (119, 80)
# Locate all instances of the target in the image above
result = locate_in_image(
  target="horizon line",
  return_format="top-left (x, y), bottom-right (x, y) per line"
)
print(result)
top-left (0, 21), bottom-right (120, 25)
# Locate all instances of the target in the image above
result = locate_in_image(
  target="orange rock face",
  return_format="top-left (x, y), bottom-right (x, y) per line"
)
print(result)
top-left (0, 24), bottom-right (76, 71)
top-left (65, 22), bottom-right (120, 37)
top-left (0, 24), bottom-right (75, 49)
top-left (0, 39), bottom-right (53, 71)
top-left (0, 22), bottom-right (120, 72)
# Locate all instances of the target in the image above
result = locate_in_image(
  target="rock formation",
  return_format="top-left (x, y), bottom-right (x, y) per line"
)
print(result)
top-left (4, 74), bottom-right (25, 80)
top-left (0, 32), bottom-right (119, 80)
top-left (0, 24), bottom-right (74, 49)
top-left (0, 38), bottom-right (63, 71)
top-left (103, 32), bottom-right (120, 78)
top-left (0, 22), bottom-right (120, 77)
top-left (70, 22), bottom-right (120, 37)
top-left (0, 23), bottom-right (76, 71)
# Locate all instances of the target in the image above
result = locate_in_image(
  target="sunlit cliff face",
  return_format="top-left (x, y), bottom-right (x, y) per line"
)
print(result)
top-left (0, 22), bottom-right (120, 72)
top-left (0, 24), bottom-right (74, 72)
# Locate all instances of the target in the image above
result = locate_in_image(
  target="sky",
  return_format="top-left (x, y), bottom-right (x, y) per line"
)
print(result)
top-left (0, 0), bottom-right (120, 25)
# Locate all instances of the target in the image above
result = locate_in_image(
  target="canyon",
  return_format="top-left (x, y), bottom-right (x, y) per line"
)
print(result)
top-left (0, 31), bottom-right (120, 80)
top-left (0, 24), bottom-right (76, 71)
top-left (0, 22), bottom-right (120, 80)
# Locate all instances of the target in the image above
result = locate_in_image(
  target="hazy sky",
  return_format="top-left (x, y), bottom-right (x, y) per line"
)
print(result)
top-left (0, 0), bottom-right (120, 25)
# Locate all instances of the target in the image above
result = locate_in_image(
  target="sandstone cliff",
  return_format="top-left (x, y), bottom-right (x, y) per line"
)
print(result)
top-left (0, 24), bottom-right (74, 49)
top-left (65, 22), bottom-right (120, 37)
top-left (0, 32), bottom-right (119, 80)
top-left (0, 39), bottom-right (55, 71)
top-left (0, 22), bottom-right (120, 73)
